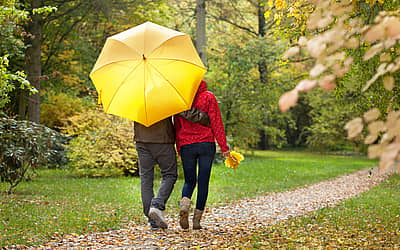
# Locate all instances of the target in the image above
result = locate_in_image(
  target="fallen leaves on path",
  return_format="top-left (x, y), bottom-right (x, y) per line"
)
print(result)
top-left (22, 168), bottom-right (390, 249)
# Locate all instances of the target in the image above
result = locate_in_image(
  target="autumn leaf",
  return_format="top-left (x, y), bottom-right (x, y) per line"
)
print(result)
top-left (383, 75), bottom-right (395, 91)
top-left (295, 79), bottom-right (317, 92)
top-left (385, 17), bottom-right (400, 39)
top-left (344, 117), bottom-right (363, 139)
top-left (368, 120), bottom-right (385, 135)
top-left (363, 43), bottom-right (383, 61)
top-left (310, 64), bottom-right (326, 78)
top-left (363, 108), bottom-right (381, 123)
top-left (380, 53), bottom-right (392, 62)
top-left (283, 46), bottom-right (300, 59)
top-left (279, 89), bottom-right (299, 112)
top-left (364, 23), bottom-right (385, 43)
top-left (320, 74), bottom-right (336, 91)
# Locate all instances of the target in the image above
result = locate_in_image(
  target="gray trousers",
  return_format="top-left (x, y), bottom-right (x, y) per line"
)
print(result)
top-left (135, 142), bottom-right (178, 218)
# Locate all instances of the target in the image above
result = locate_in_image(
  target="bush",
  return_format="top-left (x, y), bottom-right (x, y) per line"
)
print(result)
top-left (0, 117), bottom-right (59, 193)
top-left (40, 91), bottom-right (84, 129)
top-left (63, 109), bottom-right (138, 177)
top-left (46, 132), bottom-right (71, 168)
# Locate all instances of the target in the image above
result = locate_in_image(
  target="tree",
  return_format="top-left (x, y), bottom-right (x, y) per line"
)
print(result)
top-left (203, 0), bottom-right (312, 149)
top-left (11, 0), bottom-right (165, 124)
top-left (196, 0), bottom-right (207, 65)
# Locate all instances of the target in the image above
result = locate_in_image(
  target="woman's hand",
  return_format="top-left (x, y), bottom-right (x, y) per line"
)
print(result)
top-left (222, 151), bottom-right (231, 158)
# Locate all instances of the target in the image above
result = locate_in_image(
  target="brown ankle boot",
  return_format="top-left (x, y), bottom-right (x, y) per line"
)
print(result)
top-left (179, 197), bottom-right (192, 229)
top-left (192, 209), bottom-right (204, 230)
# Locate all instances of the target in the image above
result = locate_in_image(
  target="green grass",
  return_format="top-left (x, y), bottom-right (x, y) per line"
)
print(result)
top-left (202, 150), bottom-right (376, 205)
top-left (250, 174), bottom-right (400, 248)
top-left (0, 150), bottom-right (377, 247)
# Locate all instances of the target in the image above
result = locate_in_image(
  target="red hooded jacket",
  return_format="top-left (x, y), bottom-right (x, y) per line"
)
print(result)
top-left (174, 80), bottom-right (229, 153)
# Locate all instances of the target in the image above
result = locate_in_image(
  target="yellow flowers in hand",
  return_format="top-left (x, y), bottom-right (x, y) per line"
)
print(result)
top-left (224, 151), bottom-right (244, 171)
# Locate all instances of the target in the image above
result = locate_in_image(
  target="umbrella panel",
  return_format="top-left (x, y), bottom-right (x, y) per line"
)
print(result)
top-left (92, 59), bottom-right (205, 126)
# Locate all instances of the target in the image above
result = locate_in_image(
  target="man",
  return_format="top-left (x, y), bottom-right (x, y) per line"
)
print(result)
top-left (134, 107), bottom-right (210, 230)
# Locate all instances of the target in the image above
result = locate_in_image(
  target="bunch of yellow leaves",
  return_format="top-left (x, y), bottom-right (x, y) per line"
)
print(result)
top-left (224, 151), bottom-right (244, 171)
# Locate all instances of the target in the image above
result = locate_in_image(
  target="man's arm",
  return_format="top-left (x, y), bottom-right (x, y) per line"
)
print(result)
top-left (177, 107), bottom-right (210, 127)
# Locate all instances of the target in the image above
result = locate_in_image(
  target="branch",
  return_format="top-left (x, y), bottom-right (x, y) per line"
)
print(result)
top-left (245, 0), bottom-right (258, 8)
top-left (45, 2), bottom-right (84, 22)
top-left (43, 9), bottom-right (91, 71)
top-left (288, 57), bottom-right (313, 63)
top-left (210, 14), bottom-right (258, 36)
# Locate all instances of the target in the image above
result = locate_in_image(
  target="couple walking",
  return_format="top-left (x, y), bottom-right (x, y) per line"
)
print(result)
top-left (133, 80), bottom-right (230, 230)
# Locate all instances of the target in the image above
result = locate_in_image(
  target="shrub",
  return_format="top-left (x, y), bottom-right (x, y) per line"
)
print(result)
top-left (0, 117), bottom-right (59, 193)
top-left (40, 91), bottom-right (84, 129)
top-left (46, 132), bottom-right (71, 168)
top-left (63, 109), bottom-right (138, 177)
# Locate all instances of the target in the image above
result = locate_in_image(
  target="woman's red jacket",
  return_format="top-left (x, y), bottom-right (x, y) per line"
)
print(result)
top-left (174, 80), bottom-right (229, 154)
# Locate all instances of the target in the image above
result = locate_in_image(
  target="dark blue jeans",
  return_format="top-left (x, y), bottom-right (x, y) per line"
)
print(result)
top-left (180, 142), bottom-right (216, 210)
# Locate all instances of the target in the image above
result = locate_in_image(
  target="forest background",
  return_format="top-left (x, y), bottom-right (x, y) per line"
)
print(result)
top-left (1, 0), bottom-right (400, 185)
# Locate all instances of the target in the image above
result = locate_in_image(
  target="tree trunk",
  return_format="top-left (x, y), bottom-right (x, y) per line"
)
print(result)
top-left (257, 1), bottom-right (268, 85)
top-left (257, 1), bottom-right (269, 149)
top-left (25, 0), bottom-right (43, 123)
top-left (196, 0), bottom-right (207, 65)
top-left (18, 90), bottom-right (27, 120)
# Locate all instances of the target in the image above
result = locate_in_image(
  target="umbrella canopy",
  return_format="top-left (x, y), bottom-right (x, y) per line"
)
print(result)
top-left (90, 21), bottom-right (206, 127)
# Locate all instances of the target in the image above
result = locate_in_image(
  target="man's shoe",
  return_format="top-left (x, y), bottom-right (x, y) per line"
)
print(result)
top-left (149, 218), bottom-right (159, 231)
top-left (149, 207), bottom-right (168, 229)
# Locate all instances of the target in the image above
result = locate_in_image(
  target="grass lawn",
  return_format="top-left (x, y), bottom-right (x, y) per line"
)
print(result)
top-left (249, 174), bottom-right (400, 248)
top-left (0, 150), bottom-right (377, 247)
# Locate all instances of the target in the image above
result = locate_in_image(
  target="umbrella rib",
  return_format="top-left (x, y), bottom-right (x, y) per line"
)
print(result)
top-left (92, 59), bottom-right (142, 75)
top-left (149, 34), bottom-right (186, 57)
top-left (91, 38), bottom-right (143, 74)
top-left (104, 61), bottom-right (144, 114)
top-left (110, 38), bottom-right (143, 60)
top-left (149, 58), bottom-right (206, 70)
top-left (147, 61), bottom-right (189, 107)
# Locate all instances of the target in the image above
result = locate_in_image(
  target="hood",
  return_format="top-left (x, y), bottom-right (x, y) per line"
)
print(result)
top-left (197, 80), bottom-right (207, 94)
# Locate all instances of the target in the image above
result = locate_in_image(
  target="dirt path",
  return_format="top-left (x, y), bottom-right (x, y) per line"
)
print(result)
top-left (30, 168), bottom-right (388, 249)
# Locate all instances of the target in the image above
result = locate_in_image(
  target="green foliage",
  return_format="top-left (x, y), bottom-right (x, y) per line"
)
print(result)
top-left (40, 91), bottom-right (84, 129)
top-left (304, 53), bottom-right (398, 151)
top-left (63, 109), bottom-right (138, 177)
top-left (0, 4), bottom-right (28, 57)
top-left (0, 117), bottom-right (59, 193)
top-left (305, 89), bottom-right (355, 150)
top-left (0, 4), bottom-right (35, 110)
top-left (32, 6), bottom-right (57, 15)
top-left (209, 37), bottom-right (287, 149)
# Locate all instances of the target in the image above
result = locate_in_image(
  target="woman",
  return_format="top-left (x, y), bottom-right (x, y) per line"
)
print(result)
top-left (174, 80), bottom-right (230, 230)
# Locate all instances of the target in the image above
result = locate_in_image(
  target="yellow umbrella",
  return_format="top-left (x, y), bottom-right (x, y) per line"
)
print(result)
top-left (89, 21), bottom-right (206, 127)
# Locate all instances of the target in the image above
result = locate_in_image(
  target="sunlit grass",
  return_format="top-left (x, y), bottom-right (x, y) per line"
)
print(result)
top-left (202, 150), bottom-right (376, 204)
top-left (0, 150), bottom-right (377, 247)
